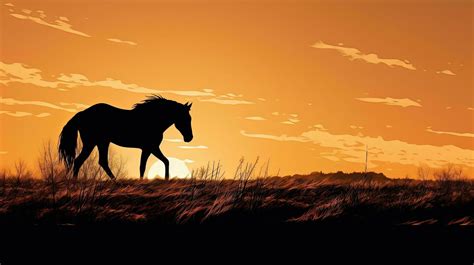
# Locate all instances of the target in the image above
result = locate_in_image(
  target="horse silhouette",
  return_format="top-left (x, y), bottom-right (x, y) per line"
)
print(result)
top-left (58, 95), bottom-right (193, 180)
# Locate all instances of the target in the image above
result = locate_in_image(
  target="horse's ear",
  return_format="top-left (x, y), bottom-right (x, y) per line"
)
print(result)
top-left (185, 102), bottom-right (192, 110)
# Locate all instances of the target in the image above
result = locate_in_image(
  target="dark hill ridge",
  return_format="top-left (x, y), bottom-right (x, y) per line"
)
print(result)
top-left (285, 171), bottom-right (390, 184)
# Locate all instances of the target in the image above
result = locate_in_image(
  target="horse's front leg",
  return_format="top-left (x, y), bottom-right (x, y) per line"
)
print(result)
top-left (152, 148), bottom-right (169, 180)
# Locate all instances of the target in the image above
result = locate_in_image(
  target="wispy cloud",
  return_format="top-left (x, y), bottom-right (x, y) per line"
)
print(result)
top-left (312, 41), bottom-right (416, 70)
top-left (0, 110), bottom-right (50, 118)
top-left (58, 73), bottom-right (214, 97)
top-left (199, 93), bottom-right (255, 105)
top-left (350, 125), bottom-right (364, 129)
top-left (241, 127), bottom-right (474, 169)
top-left (0, 97), bottom-right (79, 112)
top-left (178, 145), bottom-right (208, 149)
top-left (241, 130), bottom-right (308, 143)
top-left (59, 102), bottom-right (90, 110)
top-left (7, 6), bottom-right (90, 37)
top-left (426, 128), bottom-right (474, 138)
top-left (1, 61), bottom-right (215, 97)
top-left (0, 62), bottom-right (63, 88)
top-left (436, 70), bottom-right (456, 76)
top-left (281, 118), bottom-right (300, 125)
top-left (164, 138), bottom-right (183, 143)
top-left (107, 38), bottom-right (138, 46)
top-left (312, 124), bottom-right (328, 131)
top-left (245, 116), bottom-right (266, 121)
top-left (200, 98), bottom-right (254, 105)
top-left (356, 97), bottom-right (421, 108)
top-left (5, 3), bottom-right (140, 46)
top-left (281, 121), bottom-right (295, 125)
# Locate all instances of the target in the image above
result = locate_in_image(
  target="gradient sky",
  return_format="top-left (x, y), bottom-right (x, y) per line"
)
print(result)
top-left (1, 0), bottom-right (473, 179)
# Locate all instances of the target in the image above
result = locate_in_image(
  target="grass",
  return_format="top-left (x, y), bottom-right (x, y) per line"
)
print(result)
top-left (0, 159), bottom-right (473, 225)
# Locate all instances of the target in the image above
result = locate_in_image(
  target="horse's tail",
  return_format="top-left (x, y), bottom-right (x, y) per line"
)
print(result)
top-left (58, 113), bottom-right (81, 171)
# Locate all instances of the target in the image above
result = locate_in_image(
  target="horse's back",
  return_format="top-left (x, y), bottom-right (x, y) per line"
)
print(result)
top-left (76, 103), bottom-right (130, 134)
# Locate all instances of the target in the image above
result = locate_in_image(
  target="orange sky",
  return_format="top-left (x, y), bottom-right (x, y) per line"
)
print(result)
top-left (1, 0), bottom-right (473, 179)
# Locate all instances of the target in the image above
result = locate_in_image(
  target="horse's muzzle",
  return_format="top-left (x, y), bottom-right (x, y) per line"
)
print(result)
top-left (184, 135), bottom-right (193, 142)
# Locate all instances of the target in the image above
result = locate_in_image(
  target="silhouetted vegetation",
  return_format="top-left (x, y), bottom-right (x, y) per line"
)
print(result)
top-left (0, 154), bottom-right (472, 225)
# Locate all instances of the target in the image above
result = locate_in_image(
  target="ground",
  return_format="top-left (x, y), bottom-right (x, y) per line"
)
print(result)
top-left (1, 171), bottom-right (473, 225)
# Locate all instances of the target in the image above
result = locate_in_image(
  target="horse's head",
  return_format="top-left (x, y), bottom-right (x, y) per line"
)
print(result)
top-left (175, 102), bottom-right (193, 142)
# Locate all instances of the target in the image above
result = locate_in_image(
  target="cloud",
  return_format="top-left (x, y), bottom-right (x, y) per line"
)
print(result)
top-left (178, 145), bottom-right (208, 149)
top-left (281, 117), bottom-right (300, 125)
top-left (436, 70), bottom-right (456, 76)
top-left (200, 98), bottom-right (254, 105)
top-left (8, 7), bottom-right (90, 37)
top-left (241, 128), bottom-right (474, 169)
top-left (312, 124), bottom-right (328, 131)
top-left (5, 4), bottom-right (140, 46)
top-left (349, 125), bottom-right (364, 129)
top-left (241, 130), bottom-right (308, 142)
top-left (386, 125), bottom-right (393, 128)
top-left (312, 41), bottom-right (416, 70)
top-left (356, 97), bottom-right (421, 108)
top-left (271, 112), bottom-right (279, 116)
top-left (164, 138), bottom-right (183, 143)
top-left (245, 116), bottom-right (266, 121)
top-left (107, 38), bottom-right (138, 46)
top-left (426, 128), bottom-right (474, 138)
top-left (57, 74), bottom-right (215, 96)
top-left (281, 121), bottom-right (295, 125)
top-left (468, 107), bottom-right (474, 111)
top-left (199, 92), bottom-right (255, 105)
top-left (257, 98), bottom-right (266, 101)
top-left (0, 62), bottom-right (63, 88)
top-left (0, 151), bottom-right (8, 155)
top-left (0, 97), bottom-right (79, 112)
top-left (1, 61), bottom-right (215, 97)
top-left (0, 110), bottom-right (50, 118)
top-left (59, 102), bottom-right (90, 110)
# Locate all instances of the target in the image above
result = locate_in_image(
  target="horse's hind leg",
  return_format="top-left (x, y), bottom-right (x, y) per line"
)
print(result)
top-left (98, 142), bottom-right (116, 180)
top-left (140, 149), bottom-right (151, 180)
top-left (73, 143), bottom-right (95, 179)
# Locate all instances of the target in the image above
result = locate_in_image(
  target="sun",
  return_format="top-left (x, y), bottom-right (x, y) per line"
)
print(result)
top-left (147, 157), bottom-right (191, 179)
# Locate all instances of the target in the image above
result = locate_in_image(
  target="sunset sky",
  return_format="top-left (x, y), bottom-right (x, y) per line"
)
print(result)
top-left (1, 0), bottom-right (473, 179)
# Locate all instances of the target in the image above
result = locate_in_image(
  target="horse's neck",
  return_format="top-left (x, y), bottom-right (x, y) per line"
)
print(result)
top-left (131, 109), bottom-right (174, 132)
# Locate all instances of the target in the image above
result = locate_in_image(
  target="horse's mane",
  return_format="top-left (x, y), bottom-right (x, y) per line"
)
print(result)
top-left (132, 95), bottom-right (183, 112)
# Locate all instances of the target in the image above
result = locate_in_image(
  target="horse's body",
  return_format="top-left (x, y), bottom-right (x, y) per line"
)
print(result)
top-left (58, 96), bottom-right (193, 180)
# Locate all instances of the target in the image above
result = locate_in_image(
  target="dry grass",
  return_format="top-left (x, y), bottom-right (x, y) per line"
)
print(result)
top-left (0, 158), bottom-right (472, 225)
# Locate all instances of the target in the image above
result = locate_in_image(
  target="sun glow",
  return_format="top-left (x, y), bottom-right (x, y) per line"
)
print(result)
top-left (147, 157), bottom-right (191, 179)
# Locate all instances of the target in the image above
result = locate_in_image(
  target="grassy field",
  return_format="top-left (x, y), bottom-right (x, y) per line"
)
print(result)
top-left (1, 168), bottom-right (472, 225)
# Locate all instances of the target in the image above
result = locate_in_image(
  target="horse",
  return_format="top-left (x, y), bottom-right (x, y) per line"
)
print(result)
top-left (58, 95), bottom-right (193, 180)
